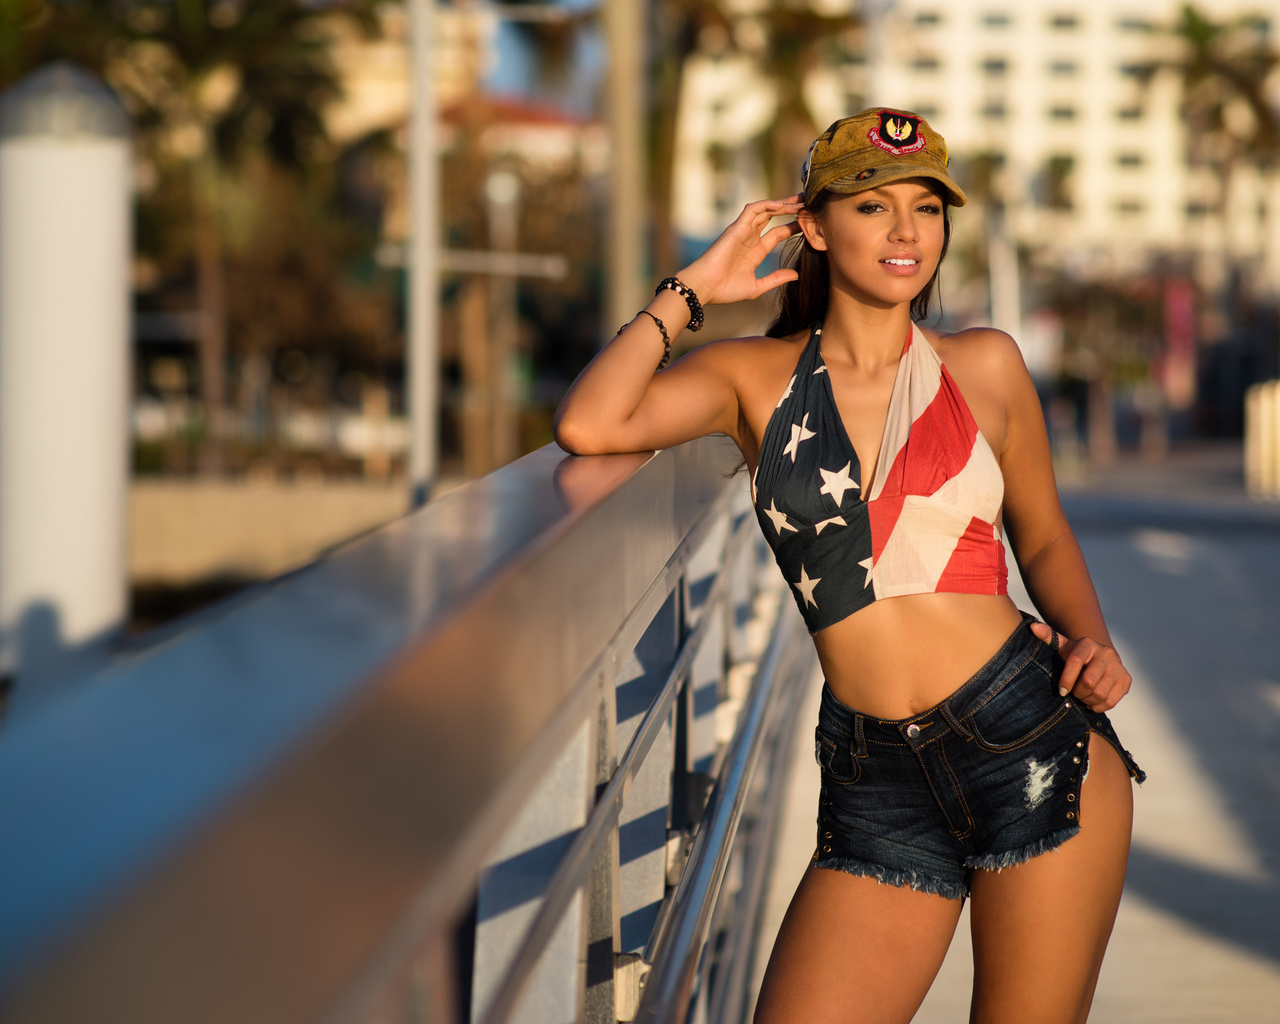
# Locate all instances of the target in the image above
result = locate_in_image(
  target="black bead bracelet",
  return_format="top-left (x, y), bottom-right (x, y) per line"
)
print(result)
top-left (616, 309), bottom-right (671, 370)
top-left (655, 276), bottom-right (704, 332)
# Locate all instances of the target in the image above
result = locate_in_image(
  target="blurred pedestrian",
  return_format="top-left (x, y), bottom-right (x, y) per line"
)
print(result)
top-left (554, 108), bottom-right (1144, 1023)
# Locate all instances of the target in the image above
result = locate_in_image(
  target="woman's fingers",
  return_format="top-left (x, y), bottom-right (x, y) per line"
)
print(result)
top-left (1030, 622), bottom-right (1131, 711)
top-left (761, 220), bottom-right (803, 251)
top-left (753, 268), bottom-right (801, 295)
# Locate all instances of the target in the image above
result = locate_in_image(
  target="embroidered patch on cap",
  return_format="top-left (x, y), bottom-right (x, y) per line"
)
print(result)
top-left (868, 112), bottom-right (926, 155)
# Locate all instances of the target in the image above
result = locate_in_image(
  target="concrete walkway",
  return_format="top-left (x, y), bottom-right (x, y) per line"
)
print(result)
top-left (751, 445), bottom-right (1280, 1022)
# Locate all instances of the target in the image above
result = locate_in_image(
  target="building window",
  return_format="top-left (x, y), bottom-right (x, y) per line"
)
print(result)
top-left (982, 12), bottom-right (1011, 28)
top-left (982, 101), bottom-right (1008, 120)
top-left (914, 11), bottom-right (942, 27)
top-left (982, 57), bottom-right (1009, 76)
top-left (1049, 13), bottom-right (1079, 30)
top-left (1116, 199), bottom-right (1145, 215)
top-left (1049, 105), bottom-right (1077, 121)
top-left (912, 55), bottom-right (941, 72)
top-left (1117, 16), bottom-right (1154, 32)
top-left (1185, 201), bottom-right (1210, 217)
top-left (1118, 62), bottom-right (1155, 79)
top-left (1116, 152), bottom-right (1143, 168)
top-left (1040, 155), bottom-right (1075, 210)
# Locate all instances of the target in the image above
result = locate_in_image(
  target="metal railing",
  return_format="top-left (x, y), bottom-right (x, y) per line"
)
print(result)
top-left (0, 436), bottom-right (818, 1024)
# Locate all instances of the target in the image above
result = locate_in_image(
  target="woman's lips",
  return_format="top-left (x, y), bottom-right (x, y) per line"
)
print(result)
top-left (880, 257), bottom-right (921, 276)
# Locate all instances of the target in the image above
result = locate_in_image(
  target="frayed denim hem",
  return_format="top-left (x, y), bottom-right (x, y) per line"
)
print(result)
top-left (964, 824), bottom-right (1081, 872)
top-left (814, 854), bottom-right (968, 900)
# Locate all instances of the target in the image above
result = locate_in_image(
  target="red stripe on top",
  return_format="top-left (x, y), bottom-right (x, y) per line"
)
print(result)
top-left (877, 365), bottom-right (980, 500)
top-left (867, 493), bottom-right (905, 562)
top-left (933, 515), bottom-right (1009, 595)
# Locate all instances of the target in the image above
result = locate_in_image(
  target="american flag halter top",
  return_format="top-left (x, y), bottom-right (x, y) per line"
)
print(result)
top-left (751, 323), bottom-right (1008, 633)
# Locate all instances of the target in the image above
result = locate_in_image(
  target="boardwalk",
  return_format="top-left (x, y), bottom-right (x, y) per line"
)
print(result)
top-left (753, 445), bottom-right (1280, 1022)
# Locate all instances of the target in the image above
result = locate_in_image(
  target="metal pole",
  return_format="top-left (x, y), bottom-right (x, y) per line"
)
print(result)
top-left (604, 0), bottom-right (647, 338)
top-left (408, 0), bottom-right (440, 507)
top-left (0, 63), bottom-right (131, 713)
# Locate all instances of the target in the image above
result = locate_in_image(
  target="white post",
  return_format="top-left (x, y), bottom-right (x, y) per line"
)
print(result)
top-left (0, 63), bottom-right (131, 709)
top-left (407, 0), bottom-right (440, 506)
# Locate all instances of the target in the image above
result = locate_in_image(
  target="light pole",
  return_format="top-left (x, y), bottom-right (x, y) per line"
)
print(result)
top-left (407, 0), bottom-right (440, 507)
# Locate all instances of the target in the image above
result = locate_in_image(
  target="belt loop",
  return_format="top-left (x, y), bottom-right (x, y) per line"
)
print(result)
top-left (853, 715), bottom-right (867, 758)
top-left (941, 702), bottom-right (972, 741)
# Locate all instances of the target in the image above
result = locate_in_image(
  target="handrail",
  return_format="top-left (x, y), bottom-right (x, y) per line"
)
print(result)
top-left (0, 436), bottom-right (818, 1024)
top-left (636, 592), bottom-right (809, 1022)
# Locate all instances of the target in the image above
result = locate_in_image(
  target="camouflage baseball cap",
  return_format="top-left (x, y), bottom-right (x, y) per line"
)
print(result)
top-left (801, 107), bottom-right (967, 208)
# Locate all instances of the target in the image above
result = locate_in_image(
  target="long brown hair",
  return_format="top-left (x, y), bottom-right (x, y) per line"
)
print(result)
top-left (765, 187), bottom-right (952, 338)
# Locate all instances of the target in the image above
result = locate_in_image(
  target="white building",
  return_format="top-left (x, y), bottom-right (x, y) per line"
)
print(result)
top-left (676, 0), bottom-right (1280, 302)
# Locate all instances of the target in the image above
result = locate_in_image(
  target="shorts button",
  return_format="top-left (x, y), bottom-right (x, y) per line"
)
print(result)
top-left (1072, 756), bottom-right (1081, 764)
top-left (1066, 811), bottom-right (1075, 820)
top-left (1076, 740), bottom-right (1085, 748)
top-left (1067, 793), bottom-right (1076, 802)
top-left (823, 844), bottom-right (832, 852)
top-left (906, 723), bottom-right (921, 739)
top-left (824, 831), bottom-right (833, 838)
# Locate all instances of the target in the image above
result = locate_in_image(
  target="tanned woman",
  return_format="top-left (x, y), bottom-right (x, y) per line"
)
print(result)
top-left (554, 108), bottom-right (1144, 1023)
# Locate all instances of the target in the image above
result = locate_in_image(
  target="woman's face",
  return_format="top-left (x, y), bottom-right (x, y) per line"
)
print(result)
top-left (797, 178), bottom-right (946, 309)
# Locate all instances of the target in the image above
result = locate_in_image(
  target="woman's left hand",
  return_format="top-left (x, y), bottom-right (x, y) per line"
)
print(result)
top-left (1028, 621), bottom-right (1132, 712)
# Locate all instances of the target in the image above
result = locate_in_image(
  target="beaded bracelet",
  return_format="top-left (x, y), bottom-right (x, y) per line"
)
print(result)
top-left (618, 309), bottom-right (671, 370)
top-left (655, 276), bottom-right (704, 333)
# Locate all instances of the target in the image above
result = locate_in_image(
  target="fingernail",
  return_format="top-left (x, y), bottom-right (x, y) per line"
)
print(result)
top-left (1058, 685), bottom-right (1070, 697)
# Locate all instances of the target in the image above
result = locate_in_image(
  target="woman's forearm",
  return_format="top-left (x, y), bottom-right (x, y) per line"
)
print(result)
top-left (1017, 529), bottom-right (1114, 647)
top-left (552, 286), bottom-right (698, 453)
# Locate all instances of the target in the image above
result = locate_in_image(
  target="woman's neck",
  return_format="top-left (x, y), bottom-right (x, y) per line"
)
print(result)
top-left (819, 288), bottom-right (913, 375)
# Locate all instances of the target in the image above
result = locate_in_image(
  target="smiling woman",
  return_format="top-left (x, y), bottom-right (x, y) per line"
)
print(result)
top-left (553, 107), bottom-right (1144, 1024)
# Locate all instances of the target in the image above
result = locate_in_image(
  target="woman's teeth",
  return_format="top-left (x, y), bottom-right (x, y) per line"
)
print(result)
top-left (882, 258), bottom-right (917, 265)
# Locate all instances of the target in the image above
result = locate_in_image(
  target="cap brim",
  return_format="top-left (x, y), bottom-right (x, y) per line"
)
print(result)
top-left (823, 165), bottom-right (967, 207)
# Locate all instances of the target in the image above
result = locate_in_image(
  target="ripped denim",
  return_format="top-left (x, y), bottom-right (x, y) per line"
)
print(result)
top-left (814, 612), bottom-right (1145, 900)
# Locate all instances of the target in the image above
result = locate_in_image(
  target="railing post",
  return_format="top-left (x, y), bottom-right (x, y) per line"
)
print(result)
top-left (583, 680), bottom-right (620, 1022)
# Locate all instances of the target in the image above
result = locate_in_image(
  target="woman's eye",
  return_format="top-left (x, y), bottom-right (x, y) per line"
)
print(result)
top-left (917, 203), bottom-right (942, 214)
top-left (857, 203), bottom-right (884, 214)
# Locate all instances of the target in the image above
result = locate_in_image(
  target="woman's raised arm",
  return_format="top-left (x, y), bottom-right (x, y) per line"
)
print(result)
top-left (553, 196), bottom-right (802, 455)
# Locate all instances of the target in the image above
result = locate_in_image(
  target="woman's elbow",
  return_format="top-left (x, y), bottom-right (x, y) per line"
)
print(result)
top-left (553, 413), bottom-right (604, 456)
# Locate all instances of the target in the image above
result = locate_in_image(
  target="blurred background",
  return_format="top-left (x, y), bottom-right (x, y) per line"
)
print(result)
top-left (3, 0), bottom-right (1280, 634)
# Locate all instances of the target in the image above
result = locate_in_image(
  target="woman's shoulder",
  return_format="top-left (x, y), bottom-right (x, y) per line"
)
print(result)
top-left (680, 329), bottom-right (810, 382)
top-left (921, 324), bottom-right (1031, 383)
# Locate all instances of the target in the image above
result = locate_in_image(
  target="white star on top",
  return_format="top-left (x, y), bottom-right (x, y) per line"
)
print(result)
top-left (794, 565), bottom-right (821, 608)
top-left (812, 364), bottom-right (828, 375)
top-left (782, 413), bottom-right (816, 463)
top-left (818, 461), bottom-right (859, 507)
top-left (763, 499), bottom-right (798, 536)
top-left (775, 374), bottom-right (796, 408)
top-left (814, 516), bottom-right (846, 535)
top-left (859, 555), bottom-right (874, 588)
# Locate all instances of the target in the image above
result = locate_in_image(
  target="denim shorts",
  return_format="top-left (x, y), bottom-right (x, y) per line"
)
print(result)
top-left (813, 613), bottom-right (1145, 900)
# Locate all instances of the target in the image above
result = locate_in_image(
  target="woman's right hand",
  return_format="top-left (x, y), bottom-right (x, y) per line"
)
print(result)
top-left (675, 195), bottom-right (804, 306)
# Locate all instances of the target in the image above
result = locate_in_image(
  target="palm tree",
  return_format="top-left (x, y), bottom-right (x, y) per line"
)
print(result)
top-left (2, 0), bottom-right (385, 472)
top-left (1171, 4), bottom-right (1280, 197)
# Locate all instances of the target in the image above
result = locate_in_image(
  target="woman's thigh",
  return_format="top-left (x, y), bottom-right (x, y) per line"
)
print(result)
top-left (753, 864), bottom-right (964, 1024)
top-left (968, 733), bottom-right (1134, 1024)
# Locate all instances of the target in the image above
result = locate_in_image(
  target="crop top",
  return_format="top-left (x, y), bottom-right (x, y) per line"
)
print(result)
top-left (752, 323), bottom-right (1008, 633)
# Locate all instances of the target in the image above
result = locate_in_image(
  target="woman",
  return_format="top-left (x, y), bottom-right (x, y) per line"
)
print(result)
top-left (554, 108), bottom-right (1143, 1023)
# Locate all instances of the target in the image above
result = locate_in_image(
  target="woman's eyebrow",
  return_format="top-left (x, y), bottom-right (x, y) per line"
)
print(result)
top-left (868, 187), bottom-right (939, 201)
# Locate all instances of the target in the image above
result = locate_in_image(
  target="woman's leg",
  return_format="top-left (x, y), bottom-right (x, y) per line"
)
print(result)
top-left (753, 864), bottom-right (964, 1024)
top-left (968, 733), bottom-right (1134, 1024)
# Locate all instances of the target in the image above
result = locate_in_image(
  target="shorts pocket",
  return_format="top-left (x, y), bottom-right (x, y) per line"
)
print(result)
top-left (965, 661), bottom-right (1070, 753)
top-left (815, 726), bottom-right (861, 785)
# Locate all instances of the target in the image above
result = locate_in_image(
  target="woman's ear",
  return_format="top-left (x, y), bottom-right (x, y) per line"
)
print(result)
top-left (797, 208), bottom-right (828, 252)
